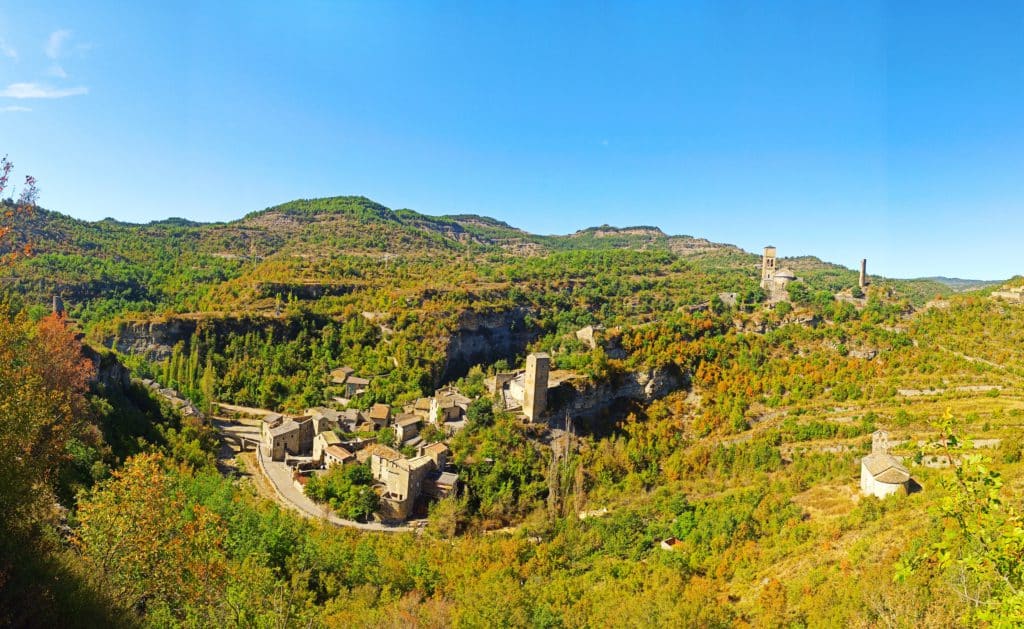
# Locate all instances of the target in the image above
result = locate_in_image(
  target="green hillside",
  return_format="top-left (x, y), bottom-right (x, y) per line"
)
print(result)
top-left (4, 196), bottom-right (1022, 626)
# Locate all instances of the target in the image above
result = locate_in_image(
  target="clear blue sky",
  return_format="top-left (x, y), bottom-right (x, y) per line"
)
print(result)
top-left (1, 2), bottom-right (1023, 279)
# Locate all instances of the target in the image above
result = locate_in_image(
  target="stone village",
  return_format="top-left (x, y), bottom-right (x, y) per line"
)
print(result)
top-left (135, 246), bottom-right (1019, 527)
top-left (247, 352), bottom-right (555, 523)
top-left (235, 246), bottom-right (912, 527)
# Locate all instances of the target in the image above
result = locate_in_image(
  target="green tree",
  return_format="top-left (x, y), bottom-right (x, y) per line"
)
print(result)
top-left (786, 281), bottom-right (811, 304)
top-left (897, 411), bottom-right (1024, 624)
top-left (75, 453), bottom-right (229, 621)
top-left (304, 464), bottom-right (379, 521)
top-left (199, 355), bottom-right (217, 413)
top-left (466, 397), bottom-right (495, 428)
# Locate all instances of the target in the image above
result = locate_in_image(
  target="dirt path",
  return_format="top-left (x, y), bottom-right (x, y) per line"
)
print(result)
top-left (936, 344), bottom-right (1007, 371)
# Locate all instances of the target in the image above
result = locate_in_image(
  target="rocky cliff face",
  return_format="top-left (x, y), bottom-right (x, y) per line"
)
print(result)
top-left (82, 344), bottom-right (132, 390)
top-left (104, 308), bottom-right (537, 384)
top-left (102, 314), bottom-right (332, 361)
top-left (550, 364), bottom-right (687, 427)
top-left (105, 318), bottom-right (200, 361)
top-left (439, 307), bottom-right (539, 383)
top-left (255, 282), bottom-right (355, 300)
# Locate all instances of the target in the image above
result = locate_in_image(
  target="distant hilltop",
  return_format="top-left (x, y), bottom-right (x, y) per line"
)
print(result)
top-left (2, 194), bottom-right (745, 260)
top-left (919, 277), bottom-right (1003, 292)
top-left (1, 195), bottom-right (1004, 288)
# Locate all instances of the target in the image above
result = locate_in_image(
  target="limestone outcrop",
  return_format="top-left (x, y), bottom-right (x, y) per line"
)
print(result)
top-left (551, 363), bottom-right (687, 422)
top-left (439, 307), bottom-right (538, 383)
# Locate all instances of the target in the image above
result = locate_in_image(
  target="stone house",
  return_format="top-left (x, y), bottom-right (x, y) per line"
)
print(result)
top-left (263, 415), bottom-right (295, 461)
top-left (368, 403), bottom-right (391, 430)
top-left (419, 443), bottom-right (457, 500)
top-left (356, 443), bottom-right (453, 520)
top-left (262, 414), bottom-right (315, 462)
top-left (430, 386), bottom-right (470, 424)
top-left (394, 413), bottom-right (421, 444)
top-left (307, 407), bottom-right (341, 435)
top-left (337, 408), bottom-right (363, 432)
top-left (410, 397), bottom-right (433, 421)
top-left (376, 455), bottom-right (435, 520)
top-left (330, 366), bottom-right (355, 384)
top-left (324, 444), bottom-right (355, 468)
top-left (418, 442), bottom-right (449, 470)
top-left (860, 452), bottom-right (911, 498)
top-left (422, 470), bottom-right (459, 500)
top-left (345, 376), bottom-right (370, 398)
top-left (293, 416), bottom-right (315, 452)
top-left (356, 443), bottom-right (405, 466)
top-left (330, 366), bottom-right (370, 398)
top-left (313, 430), bottom-right (342, 464)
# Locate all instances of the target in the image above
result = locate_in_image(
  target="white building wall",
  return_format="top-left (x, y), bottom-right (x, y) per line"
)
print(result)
top-left (860, 463), bottom-right (905, 498)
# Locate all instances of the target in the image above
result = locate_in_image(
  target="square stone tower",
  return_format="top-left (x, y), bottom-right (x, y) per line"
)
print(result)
top-left (761, 246), bottom-right (777, 290)
top-left (523, 352), bottom-right (550, 422)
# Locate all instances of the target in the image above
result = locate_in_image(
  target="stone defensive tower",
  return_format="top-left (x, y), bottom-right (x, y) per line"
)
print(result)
top-left (859, 259), bottom-right (868, 289)
top-left (523, 352), bottom-right (550, 422)
top-left (760, 246), bottom-right (777, 290)
top-left (760, 246), bottom-right (797, 301)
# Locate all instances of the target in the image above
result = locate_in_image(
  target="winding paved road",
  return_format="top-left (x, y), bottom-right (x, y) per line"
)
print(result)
top-left (213, 419), bottom-right (417, 533)
top-left (253, 444), bottom-right (417, 532)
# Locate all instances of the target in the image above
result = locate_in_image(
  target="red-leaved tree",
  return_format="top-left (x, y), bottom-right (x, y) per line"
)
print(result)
top-left (0, 155), bottom-right (38, 264)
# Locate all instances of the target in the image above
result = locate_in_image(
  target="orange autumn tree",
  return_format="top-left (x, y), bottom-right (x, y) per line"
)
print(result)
top-left (0, 312), bottom-right (94, 555)
top-left (0, 311), bottom-right (92, 522)
top-left (0, 155), bottom-right (37, 264)
top-left (74, 453), bottom-right (229, 620)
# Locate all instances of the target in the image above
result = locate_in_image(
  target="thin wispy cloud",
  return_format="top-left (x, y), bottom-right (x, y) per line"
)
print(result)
top-left (1, 82), bottom-right (87, 99)
top-left (45, 29), bottom-right (71, 59)
top-left (1, 105), bottom-right (31, 112)
top-left (0, 30), bottom-right (92, 103)
top-left (0, 39), bottom-right (15, 59)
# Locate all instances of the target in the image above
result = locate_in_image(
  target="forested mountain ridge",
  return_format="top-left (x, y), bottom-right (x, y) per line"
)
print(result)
top-left (1, 195), bottom-right (949, 317)
top-left (5, 195), bottom-right (741, 263)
